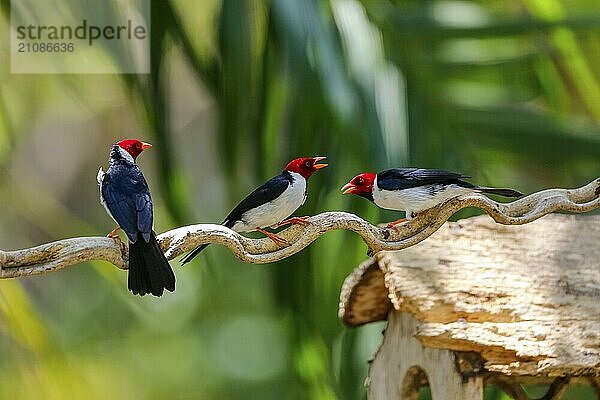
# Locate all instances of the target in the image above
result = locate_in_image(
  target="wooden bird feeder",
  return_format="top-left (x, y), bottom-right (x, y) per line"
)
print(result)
top-left (339, 214), bottom-right (600, 400)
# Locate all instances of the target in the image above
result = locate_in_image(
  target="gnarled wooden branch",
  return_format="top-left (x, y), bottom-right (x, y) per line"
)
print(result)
top-left (1, 178), bottom-right (599, 278)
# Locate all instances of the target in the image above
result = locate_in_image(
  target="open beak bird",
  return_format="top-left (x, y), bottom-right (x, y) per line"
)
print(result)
top-left (98, 139), bottom-right (175, 296)
top-left (342, 167), bottom-right (522, 228)
top-left (180, 156), bottom-right (328, 265)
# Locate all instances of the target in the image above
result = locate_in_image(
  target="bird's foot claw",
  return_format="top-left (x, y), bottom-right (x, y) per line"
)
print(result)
top-left (257, 228), bottom-right (289, 247)
top-left (270, 236), bottom-right (289, 247)
top-left (278, 216), bottom-right (310, 227)
top-left (106, 227), bottom-right (122, 239)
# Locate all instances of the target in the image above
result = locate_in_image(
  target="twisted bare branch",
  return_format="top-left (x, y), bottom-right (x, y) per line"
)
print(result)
top-left (1, 178), bottom-right (599, 278)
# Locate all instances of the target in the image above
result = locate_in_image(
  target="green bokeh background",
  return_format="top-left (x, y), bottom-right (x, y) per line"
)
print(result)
top-left (1, 1), bottom-right (599, 399)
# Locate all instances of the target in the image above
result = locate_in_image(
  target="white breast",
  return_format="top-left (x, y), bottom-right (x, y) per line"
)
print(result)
top-left (231, 172), bottom-right (307, 232)
top-left (373, 177), bottom-right (474, 218)
top-left (97, 167), bottom-right (117, 224)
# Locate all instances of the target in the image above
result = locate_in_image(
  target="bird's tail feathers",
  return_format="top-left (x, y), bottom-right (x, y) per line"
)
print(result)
top-left (477, 187), bottom-right (523, 197)
top-left (180, 244), bottom-right (209, 265)
top-left (180, 219), bottom-right (234, 266)
top-left (128, 233), bottom-right (176, 297)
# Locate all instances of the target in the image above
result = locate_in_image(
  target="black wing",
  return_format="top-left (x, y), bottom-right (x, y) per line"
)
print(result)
top-left (102, 163), bottom-right (153, 243)
top-left (377, 168), bottom-right (472, 191)
top-left (223, 171), bottom-right (293, 227)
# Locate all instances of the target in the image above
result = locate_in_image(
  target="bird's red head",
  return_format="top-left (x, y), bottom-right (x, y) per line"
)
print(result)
top-left (285, 157), bottom-right (328, 178)
top-left (117, 139), bottom-right (153, 160)
top-left (342, 173), bottom-right (376, 195)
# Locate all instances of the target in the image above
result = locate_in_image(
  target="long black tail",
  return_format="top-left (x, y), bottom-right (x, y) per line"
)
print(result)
top-left (128, 233), bottom-right (176, 297)
top-left (477, 186), bottom-right (523, 197)
top-left (180, 219), bottom-right (233, 265)
top-left (180, 243), bottom-right (209, 265)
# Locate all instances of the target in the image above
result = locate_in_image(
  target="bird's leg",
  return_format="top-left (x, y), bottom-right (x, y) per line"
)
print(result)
top-left (386, 212), bottom-right (424, 230)
top-left (107, 226), bottom-right (122, 239)
top-left (386, 218), bottom-right (408, 229)
top-left (277, 216), bottom-right (310, 227)
top-left (257, 228), bottom-right (289, 247)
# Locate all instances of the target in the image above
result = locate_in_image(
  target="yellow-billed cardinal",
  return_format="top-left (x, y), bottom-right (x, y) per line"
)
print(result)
top-left (342, 168), bottom-right (522, 228)
top-left (97, 139), bottom-right (175, 296)
top-left (180, 157), bottom-right (328, 265)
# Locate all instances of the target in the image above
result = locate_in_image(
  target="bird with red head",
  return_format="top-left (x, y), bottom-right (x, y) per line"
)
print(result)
top-left (343, 168), bottom-right (522, 229)
top-left (98, 139), bottom-right (175, 296)
top-left (181, 156), bottom-right (328, 264)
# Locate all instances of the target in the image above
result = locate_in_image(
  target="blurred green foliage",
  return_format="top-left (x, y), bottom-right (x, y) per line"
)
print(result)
top-left (1, 0), bottom-right (599, 399)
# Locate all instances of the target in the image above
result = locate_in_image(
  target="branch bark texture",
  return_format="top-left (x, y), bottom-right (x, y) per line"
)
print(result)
top-left (1, 178), bottom-right (599, 279)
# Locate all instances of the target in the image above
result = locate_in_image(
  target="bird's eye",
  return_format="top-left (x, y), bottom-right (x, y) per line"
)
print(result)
top-left (304, 160), bottom-right (312, 168)
top-left (134, 142), bottom-right (141, 149)
top-left (357, 177), bottom-right (364, 185)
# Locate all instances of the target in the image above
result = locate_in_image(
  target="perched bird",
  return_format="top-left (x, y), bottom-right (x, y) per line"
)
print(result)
top-left (342, 168), bottom-right (522, 228)
top-left (98, 139), bottom-right (175, 296)
top-left (180, 156), bottom-right (328, 265)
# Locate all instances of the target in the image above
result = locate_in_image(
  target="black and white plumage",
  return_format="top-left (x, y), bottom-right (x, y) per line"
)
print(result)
top-left (98, 140), bottom-right (175, 296)
top-left (180, 157), bottom-right (327, 265)
top-left (343, 167), bottom-right (522, 220)
top-left (224, 170), bottom-right (306, 232)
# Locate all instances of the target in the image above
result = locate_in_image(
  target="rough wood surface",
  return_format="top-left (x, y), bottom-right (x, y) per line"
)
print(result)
top-left (338, 259), bottom-right (391, 326)
top-left (369, 313), bottom-right (483, 400)
top-left (340, 214), bottom-right (600, 376)
top-left (2, 179), bottom-right (599, 279)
